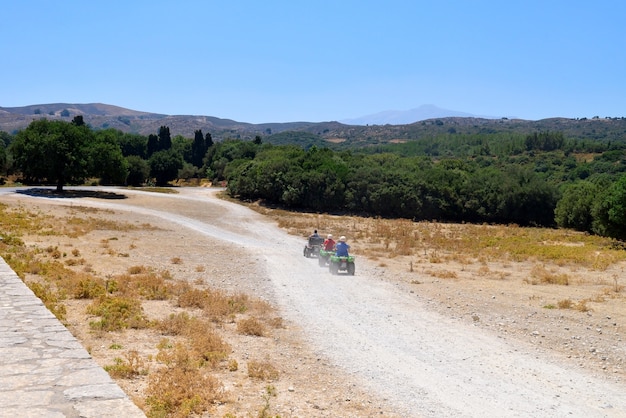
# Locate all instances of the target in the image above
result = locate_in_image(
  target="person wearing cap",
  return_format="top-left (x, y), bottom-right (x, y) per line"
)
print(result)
top-left (323, 234), bottom-right (336, 251)
top-left (335, 235), bottom-right (350, 257)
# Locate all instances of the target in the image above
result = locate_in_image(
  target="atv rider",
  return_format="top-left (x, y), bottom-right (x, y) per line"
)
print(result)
top-left (308, 229), bottom-right (323, 247)
top-left (335, 236), bottom-right (350, 257)
top-left (323, 234), bottom-right (336, 251)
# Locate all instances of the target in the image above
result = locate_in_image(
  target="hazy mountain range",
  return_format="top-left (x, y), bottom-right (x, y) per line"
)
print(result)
top-left (2, 102), bottom-right (624, 148)
top-left (340, 104), bottom-right (498, 125)
top-left (0, 102), bottom-right (497, 134)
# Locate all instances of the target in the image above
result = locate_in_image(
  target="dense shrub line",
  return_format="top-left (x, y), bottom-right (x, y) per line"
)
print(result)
top-left (205, 138), bottom-right (626, 240)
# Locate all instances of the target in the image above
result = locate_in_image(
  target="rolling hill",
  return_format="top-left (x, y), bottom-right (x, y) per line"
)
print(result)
top-left (2, 103), bottom-right (626, 147)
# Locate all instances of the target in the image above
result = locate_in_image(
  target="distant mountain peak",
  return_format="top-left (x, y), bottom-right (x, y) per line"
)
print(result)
top-left (340, 104), bottom-right (496, 125)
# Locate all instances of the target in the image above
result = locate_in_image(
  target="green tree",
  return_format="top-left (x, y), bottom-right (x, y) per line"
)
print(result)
top-left (72, 115), bottom-right (85, 126)
top-left (146, 134), bottom-right (159, 157)
top-left (172, 135), bottom-right (192, 164)
top-left (125, 155), bottom-right (150, 186)
top-left (205, 132), bottom-right (214, 148)
top-left (158, 126), bottom-right (172, 151)
top-left (0, 139), bottom-right (6, 175)
top-left (0, 131), bottom-right (12, 148)
top-left (554, 181), bottom-right (598, 232)
top-left (591, 175), bottom-right (626, 240)
top-left (11, 119), bottom-right (90, 192)
top-left (191, 130), bottom-right (209, 168)
top-left (149, 149), bottom-right (183, 186)
top-left (117, 132), bottom-right (147, 158)
top-left (89, 130), bottom-right (128, 185)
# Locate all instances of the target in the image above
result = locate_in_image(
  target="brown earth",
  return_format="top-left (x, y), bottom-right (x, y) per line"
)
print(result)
top-left (2, 186), bottom-right (626, 417)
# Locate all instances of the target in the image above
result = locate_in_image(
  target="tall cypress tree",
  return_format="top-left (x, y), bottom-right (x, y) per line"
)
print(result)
top-left (205, 132), bottom-right (214, 148)
top-left (191, 129), bottom-right (205, 168)
top-left (147, 134), bottom-right (159, 157)
top-left (158, 126), bottom-right (172, 151)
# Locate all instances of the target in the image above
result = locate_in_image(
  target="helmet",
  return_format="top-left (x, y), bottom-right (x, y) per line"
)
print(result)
top-left (327, 234), bottom-right (333, 239)
top-left (339, 236), bottom-right (346, 242)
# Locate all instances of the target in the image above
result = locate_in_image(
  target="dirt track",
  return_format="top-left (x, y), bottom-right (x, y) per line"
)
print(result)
top-left (2, 186), bottom-right (626, 417)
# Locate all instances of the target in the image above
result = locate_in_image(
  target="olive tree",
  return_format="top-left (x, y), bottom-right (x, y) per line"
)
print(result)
top-left (11, 119), bottom-right (91, 192)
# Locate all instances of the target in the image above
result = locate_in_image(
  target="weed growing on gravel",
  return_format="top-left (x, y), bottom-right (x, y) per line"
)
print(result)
top-left (257, 385), bottom-right (279, 418)
top-left (74, 276), bottom-right (107, 299)
top-left (146, 343), bottom-right (224, 418)
top-left (156, 313), bottom-right (230, 368)
top-left (557, 298), bottom-right (591, 312)
top-left (247, 360), bottom-right (279, 381)
top-left (237, 317), bottom-right (266, 336)
top-left (157, 312), bottom-right (193, 336)
top-left (176, 288), bottom-right (208, 309)
top-left (87, 296), bottom-right (149, 331)
top-left (177, 287), bottom-right (250, 321)
top-left (128, 265), bottom-right (149, 274)
top-left (113, 270), bottom-right (173, 300)
top-left (530, 264), bottom-right (570, 285)
top-left (104, 350), bottom-right (147, 378)
top-left (427, 269), bottom-right (458, 279)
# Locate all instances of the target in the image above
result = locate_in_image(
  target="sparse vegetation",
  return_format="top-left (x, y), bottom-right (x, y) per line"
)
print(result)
top-left (237, 317), bottom-right (266, 336)
top-left (104, 350), bottom-right (147, 379)
top-left (247, 360), bottom-right (279, 381)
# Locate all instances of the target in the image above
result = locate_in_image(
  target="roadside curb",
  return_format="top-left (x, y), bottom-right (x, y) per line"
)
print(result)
top-left (0, 257), bottom-right (145, 417)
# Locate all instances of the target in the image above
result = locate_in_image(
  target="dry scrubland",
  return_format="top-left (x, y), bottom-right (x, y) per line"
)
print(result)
top-left (1, 189), bottom-right (625, 417)
top-left (250, 202), bottom-right (626, 379)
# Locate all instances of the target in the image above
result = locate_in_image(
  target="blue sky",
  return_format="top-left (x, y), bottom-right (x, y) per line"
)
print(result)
top-left (2, 1), bottom-right (625, 123)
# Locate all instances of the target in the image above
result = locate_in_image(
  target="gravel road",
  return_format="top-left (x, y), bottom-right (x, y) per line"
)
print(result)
top-left (5, 186), bottom-right (626, 417)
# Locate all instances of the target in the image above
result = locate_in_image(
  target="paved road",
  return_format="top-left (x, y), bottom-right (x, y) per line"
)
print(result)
top-left (0, 258), bottom-right (145, 417)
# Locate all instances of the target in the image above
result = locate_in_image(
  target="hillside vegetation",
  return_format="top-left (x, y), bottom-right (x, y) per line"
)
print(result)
top-left (2, 106), bottom-right (626, 241)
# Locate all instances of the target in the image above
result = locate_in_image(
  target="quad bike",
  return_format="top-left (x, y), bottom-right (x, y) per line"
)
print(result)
top-left (318, 248), bottom-right (334, 266)
top-left (303, 236), bottom-right (324, 258)
top-left (328, 254), bottom-right (355, 275)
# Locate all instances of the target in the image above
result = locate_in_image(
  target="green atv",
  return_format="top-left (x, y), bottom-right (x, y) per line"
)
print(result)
top-left (318, 248), bottom-right (334, 267)
top-left (328, 254), bottom-right (355, 275)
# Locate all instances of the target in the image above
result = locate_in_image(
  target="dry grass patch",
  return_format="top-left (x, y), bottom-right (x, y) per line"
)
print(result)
top-left (247, 359), bottom-right (280, 381)
top-left (112, 270), bottom-right (173, 301)
top-left (86, 296), bottom-right (150, 331)
top-left (104, 350), bottom-right (148, 379)
top-left (247, 204), bottom-right (626, 273)
top-left (146, 341), bottom-right (225, 418)
top-left (527, 264), bottom-right (570, 285)
top-left (177, 287), bottom-right (249, 321)
top-left (156, 313), bottom-right (230, 368)
top-left (237, 317), bottom-right (266, 336)
top-left (557, 298), bottom-right (591, 312)
top-left (426, 269), bottom-right (458, 279)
